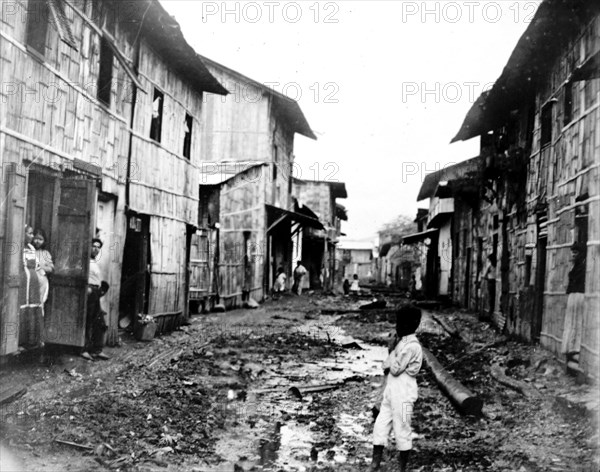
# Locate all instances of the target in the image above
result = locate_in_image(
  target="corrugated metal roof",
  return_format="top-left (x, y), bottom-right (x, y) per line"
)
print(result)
top-left (402, 228), bottom-right (438, 245)
top-left (199, 161), bottom-right (267, 185)
top-left (452, 0), bottom-right (599, 143)
top-left (417, 156), bottom-right (482, 201)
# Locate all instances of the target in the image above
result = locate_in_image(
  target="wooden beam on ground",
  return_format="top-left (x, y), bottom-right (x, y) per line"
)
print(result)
top-left (422, 347), bottom-right (483, 416)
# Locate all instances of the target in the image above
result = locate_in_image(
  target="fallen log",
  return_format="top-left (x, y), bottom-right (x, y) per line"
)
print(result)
top-left (422, 347), bottom-right (483, 416)
top-left (489, 364), bottom-right (531, 397)
top-left (430, 314), bottom-right (459, 338)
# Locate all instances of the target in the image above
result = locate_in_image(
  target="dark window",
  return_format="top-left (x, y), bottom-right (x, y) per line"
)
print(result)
top-left (524, 254), bottom-right (532, 286)
top-left (150, 89), bottom-right (164, 142)
top-left (26, 0), bottom-right (49, 56)
top-left (564, 82), bottom-right (573, 125)
top-left (182, 114), bottom-right (193, 159)
top-left (97, 37), bottom-right (113, 106)
top-left (540, 102), bottom-right (553, 147)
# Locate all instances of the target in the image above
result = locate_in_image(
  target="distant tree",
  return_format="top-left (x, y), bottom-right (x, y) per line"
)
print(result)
top-left (379, 214), bottom-right (416, 238)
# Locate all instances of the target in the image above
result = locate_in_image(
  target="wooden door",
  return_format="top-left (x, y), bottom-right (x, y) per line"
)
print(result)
top-left (1, 164), bottom-right (27, 355)
top-left (45, 178), bottom-right (97, 347)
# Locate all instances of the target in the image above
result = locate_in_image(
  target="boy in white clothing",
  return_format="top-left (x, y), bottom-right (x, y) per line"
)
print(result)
top-left (370, 305), bottom-right (423, 471)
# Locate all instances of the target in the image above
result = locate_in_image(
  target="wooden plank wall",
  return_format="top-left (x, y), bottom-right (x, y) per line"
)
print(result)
top-left (269, 107), bottom-right (294, 210)
top-left (0, 0), bottom-right (130, 341)
top-left (200, 64), bottom-right (271, 164)
top-left (128, 39), bottom-right (205, 315)
top-left (218, 165), bottom-right (267, 306)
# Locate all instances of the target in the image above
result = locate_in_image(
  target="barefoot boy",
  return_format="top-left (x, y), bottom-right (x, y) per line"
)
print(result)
top-left (369, 305), bottom-right (422, 471)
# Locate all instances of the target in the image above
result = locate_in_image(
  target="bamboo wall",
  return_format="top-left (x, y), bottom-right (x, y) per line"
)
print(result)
top-left (128, 39), bottom-right (204, 315)
top-left (293, 180), bottom-right (334, 225)
top-left (450, 15), bottom-right (599, 380)
top-left (200, 63), bottom-right (300, 303)
top-left (0, 0), bottom-right (130, 343)
top-left (268, 106), bottom-right (295, 210)
top-left (218, 165), bottom-right (267, 306)
top-left (535, 16), bottom-right (600, 377)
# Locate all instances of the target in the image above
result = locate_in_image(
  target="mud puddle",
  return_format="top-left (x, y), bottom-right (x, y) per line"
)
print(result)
top-left (202, 318), bottom-right (387, 471)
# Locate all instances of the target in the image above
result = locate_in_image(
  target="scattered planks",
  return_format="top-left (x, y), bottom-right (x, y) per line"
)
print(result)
top-left (422, 347), bottom-right (483, 416)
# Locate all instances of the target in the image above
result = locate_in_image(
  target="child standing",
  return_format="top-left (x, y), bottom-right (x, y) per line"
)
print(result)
top-left (349, 274), bottom-right (360, 296)
top-left (370, 305), bottom-right (422, 471)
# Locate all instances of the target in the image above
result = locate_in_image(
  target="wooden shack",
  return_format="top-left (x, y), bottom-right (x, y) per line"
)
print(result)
top-left (0, 0), bottom-right (226, 355)
top-left (451, 0), bottom-right (600, 380)
top-left (197, 57), bottom-right (317, 308)
top-left (292, 179), bottom-right (347, 290)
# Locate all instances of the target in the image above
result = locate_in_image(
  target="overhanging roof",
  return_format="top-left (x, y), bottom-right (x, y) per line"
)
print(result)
top-left (266, 204), bottom-right (324, 231)
top-left (118, 0), bottom-right (228, 96)
top-left (402, 228), bottom-right (438, 245)
top-left (417, 156), bottom-right (481, 201)
top-left (452, 0), bottom-right (599, 143)
top-left (199, 55), bottom-right (316, 140)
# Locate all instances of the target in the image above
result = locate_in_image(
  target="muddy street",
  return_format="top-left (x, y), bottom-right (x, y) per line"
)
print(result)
top-left (1, 295), bottom-right (598, 472)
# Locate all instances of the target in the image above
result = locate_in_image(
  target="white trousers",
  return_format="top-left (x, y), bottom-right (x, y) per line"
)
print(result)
top-left (373, 379), bottom-right (415, 451)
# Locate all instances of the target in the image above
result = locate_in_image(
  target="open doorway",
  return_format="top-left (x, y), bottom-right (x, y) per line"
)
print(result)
top-left (119, 213), bottom-right (150, 326)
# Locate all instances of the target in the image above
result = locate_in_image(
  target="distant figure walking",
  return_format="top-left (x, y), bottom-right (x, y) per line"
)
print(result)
top-left (350, 274), bottom-right (360, 297)
top-left (343, 279), bottom-right (350, 295)
top-left (481, 254), bottom-right (496, 320)
top-left (292, 261), bottom-right (307, 295)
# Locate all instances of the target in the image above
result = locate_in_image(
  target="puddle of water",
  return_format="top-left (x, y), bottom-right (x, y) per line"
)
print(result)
top-left (210, 320), bottom-right (391, 471)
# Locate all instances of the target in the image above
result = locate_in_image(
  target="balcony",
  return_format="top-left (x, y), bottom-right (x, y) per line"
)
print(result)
top-left (427, 197), bottom-right (454, 228)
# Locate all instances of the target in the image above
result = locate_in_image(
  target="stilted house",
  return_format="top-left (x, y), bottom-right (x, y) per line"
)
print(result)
top-left (194, 57), bottom-right (318, 309)
top-left (0, 0), bottom-right (226, 356)
top-left (292, 178), bottom-right (347, 291)
top-left (451, 0), bottom-right (600, 380)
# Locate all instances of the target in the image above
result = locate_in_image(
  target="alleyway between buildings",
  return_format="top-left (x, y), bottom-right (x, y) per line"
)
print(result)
top-left (1, 295), bottom-right (598, 472)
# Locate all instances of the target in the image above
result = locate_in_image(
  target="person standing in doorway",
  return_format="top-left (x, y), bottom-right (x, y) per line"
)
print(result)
top-left (481, 254), bottom-right (496, 320)
top-left (19, 225), bottom-right (44, 350)
top-left (561, 242), bottom-right (586, 365)
top-left (33, 229), bottom-right (54, 312)
top-left (82, 238), bottom-right (109, 361)
top-left (292, 261), bottom-right (307, 295)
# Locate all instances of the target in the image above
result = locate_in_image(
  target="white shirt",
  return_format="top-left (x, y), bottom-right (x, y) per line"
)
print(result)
top-left (88, 258), bottom-right (102, 286)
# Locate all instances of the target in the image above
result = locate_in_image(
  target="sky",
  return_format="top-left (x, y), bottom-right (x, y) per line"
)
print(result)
top-left (162, 0), bottom-right (540, 241)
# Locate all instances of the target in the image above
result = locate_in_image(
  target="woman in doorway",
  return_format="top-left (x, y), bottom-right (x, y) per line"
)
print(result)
top-left (19, 225), bottom-right (44, 349)
top-left (33, 228), bottom-right (54, 311)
